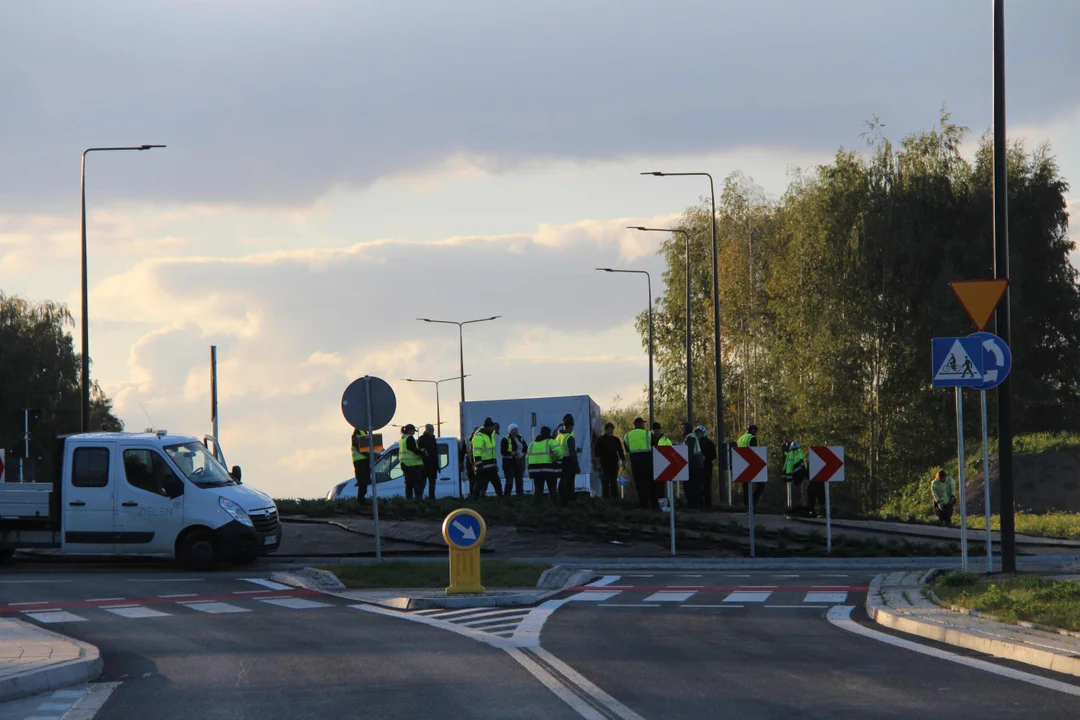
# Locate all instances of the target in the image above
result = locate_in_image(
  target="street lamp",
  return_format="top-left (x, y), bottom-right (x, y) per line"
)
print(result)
top-left (641, 171), bottom-right (723, 446)
top-left (596, 268), bottom-right (654, 437)
top-left (629, 226), bottom-right (692, 426)
top-left (403, 375), bottom-right (469, 435)
top-left (81, 144), bottom-right (166, 432)
top-left (416, 316), bottom-right (500, 402)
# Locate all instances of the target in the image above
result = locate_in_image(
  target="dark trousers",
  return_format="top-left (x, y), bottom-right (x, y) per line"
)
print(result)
top-left (686, 468), bottom-right (706, 509)
top-left (532, 470), bottom-right (557, 502)
top-left (558, 465), bottom-right (577, 503)
top-left (352, 459), bottom-right (370, 503)
top-left (807, 482), bottom-right (826, 515)
top-left (741, 481), bottom-right (765, 508)
top-left (403, 466), bottom-right (424, 499)
top-left (503, 461), bottom-right (524, 497)
top-left (600, 464), bottom-right (619, 499)
top-left (934, 501), bottom-right (955, 524)
top-left (702, 462), bottom-right (714, 508)
top-left (629, 453), bottom-right (654, 509)
top-left (472, 466), bottom-right (502, 498)
top-left (425, 471), bottom-right (437, 499)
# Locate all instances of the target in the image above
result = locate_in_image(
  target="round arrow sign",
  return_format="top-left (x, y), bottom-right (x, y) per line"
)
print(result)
top-left (968, 332), bottom-right (1012, 391)
top-left (442, 508), bottom-right (486, 550)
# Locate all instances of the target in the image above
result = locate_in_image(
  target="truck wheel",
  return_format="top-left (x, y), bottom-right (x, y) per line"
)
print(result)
top-left (180, 530), bottom-right (220, 571)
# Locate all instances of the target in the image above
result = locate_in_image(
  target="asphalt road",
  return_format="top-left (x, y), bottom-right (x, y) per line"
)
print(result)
top-left (3, 565), bottom-right (1080, 719)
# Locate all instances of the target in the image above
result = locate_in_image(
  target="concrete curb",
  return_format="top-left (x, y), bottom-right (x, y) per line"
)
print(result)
top-left (0, 619), bottom-right (103, 703)
top-left (865, 571), bottom-right (1080, 678)
top-left (270, 567), bottom-right (346, 592)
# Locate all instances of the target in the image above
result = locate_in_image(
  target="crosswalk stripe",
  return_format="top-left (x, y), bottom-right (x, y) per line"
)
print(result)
top-left (722, 592), bottom-right (772, 603)
top-left (181, 601), bottom-right (251, 614)
top-left (427, 607), bottom-right (497, 620)
top-left (240, 578), bottom-right (292, 591)
top-left (567, 590), bottom-right (620, 602)
top-left (804, 592), bottom-right (848, 604)
top-left (644, 591), bottom-right (695, 602)
top-left (103, 605), bottom-right (171, 618)
top-left (256, 597), bottom-right (332, 610)
top-left (23, 610), bottom-right (86, 623)
top-left (463, 616), bottom-right (527, 629)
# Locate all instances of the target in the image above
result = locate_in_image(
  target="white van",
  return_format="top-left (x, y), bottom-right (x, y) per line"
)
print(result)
top-left (0, 431), bottom-right (280, 570)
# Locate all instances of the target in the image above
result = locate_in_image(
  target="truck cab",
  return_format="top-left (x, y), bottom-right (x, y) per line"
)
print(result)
top-left (0, 431), bottom-right (280, 570)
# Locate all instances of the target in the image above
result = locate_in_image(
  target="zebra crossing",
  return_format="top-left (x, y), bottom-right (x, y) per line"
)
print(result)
top-left (560, 576), bottom-right (864, 610)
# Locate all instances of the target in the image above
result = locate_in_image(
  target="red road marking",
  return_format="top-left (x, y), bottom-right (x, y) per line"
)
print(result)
top-left (569, 585), bottom-right (868, 593)
top-left (0, 587), bottom-right (320, 614)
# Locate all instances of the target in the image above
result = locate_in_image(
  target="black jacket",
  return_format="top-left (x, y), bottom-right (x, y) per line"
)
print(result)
top-left (417, 433), bottom-right (438, 474)
top-left (501, 435), bottom-right (527, 463)
top-left (594, 434), bottom-right (625, 469)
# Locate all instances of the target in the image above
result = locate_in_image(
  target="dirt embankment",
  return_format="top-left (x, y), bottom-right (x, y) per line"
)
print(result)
top-left (966, 450), bottom-right (1080, 513)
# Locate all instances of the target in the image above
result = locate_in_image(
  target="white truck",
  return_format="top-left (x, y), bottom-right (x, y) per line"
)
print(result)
top-left (326, 394), bottom-right (603, 500)
top-left (0, 430), bottom-right (280, 570)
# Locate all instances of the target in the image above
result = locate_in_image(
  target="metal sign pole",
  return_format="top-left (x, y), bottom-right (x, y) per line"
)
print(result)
top-left (726, 444), bottom-right (733, 506)
top-left (668, 482), bottom-right (676, 556)
top-left (981, 389), bottom-right (993, 573)
top-left (366, 376), bottom-right (382, 563)
top-left (748, 484), bottom-right (756, 558)
top-left (825, 481), bottom-right (832, 555)
top-left (955, 386), bottom-right (968, 572)
top-left (20, 409), bottom-right (28, 482)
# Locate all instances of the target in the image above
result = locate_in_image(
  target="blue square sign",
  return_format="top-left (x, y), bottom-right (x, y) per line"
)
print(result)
top-left (931, 337), bottom-right (986, 388)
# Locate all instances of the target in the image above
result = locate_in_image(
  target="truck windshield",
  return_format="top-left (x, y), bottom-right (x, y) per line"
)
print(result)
top-left (163, 442), bottom-right (235, 488)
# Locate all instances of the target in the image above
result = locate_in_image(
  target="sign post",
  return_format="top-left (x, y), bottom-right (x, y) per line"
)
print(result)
top-left (731, 446), bottom-right (767, 558)
top-left (932, 336), bottom-right (985, 573)
top-left (443, 508), bottom-right (487, 594)
top-left (809, 446), bottom-right (844, 554)
top-left (654, 445), bottom-right (689, 556)
top-left (968, 331), bottom-right (1012, 573)
top-left (341, 375), bottom-right (397, 563)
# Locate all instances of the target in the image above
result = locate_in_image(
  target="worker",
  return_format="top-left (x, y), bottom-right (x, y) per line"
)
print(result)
top-left (399, 425), bottom-right (425, 500)
top-left (696, 425), bottom-right (717, 509)
top-left (782, 440), bottom-right (808, 514)
top-left (623, 417), bottom-right (654, 509)
top-left (471, 418), bottom-right (502, 498)
top-left (682, 421), bottom-right (705, 509)
top-left (737, 424), bottom-right (764, 509)
top-left (463, 425), bottom-right (480, 496)
top-left (594, 422), bottom-right (625, 499)
top-left (555, 414), bottom-right (580, 504)
top-left (501, 423), bottom-right (528, 497)
top-left (418, 423), bottom-right (439, 499)
top-left (350, 428), bottom-right (370, 506)
top-left (527, 425), bottom-right (561, 503)
top-left (492, 422), bottom-right (503, 489)
top-left (931, 469), bottom-right (958, 525)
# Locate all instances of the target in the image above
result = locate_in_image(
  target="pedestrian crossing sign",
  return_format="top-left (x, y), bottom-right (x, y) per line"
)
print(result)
top-left (931, 337), bottom-right (985, 388)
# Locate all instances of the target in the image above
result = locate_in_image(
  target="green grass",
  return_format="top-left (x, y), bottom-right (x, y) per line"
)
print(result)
top-left (962, 512), bottom-right (1080, 539)
top-left (320, 560), bottom-right (551, 589)
top-left (933, 571), bottom-right (1080, 632)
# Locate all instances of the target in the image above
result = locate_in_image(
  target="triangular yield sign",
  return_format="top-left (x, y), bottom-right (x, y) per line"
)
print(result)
top-left (934, 339), bottom-right (982, 382)
top-left (950, 279), bottom-right (1009, 331)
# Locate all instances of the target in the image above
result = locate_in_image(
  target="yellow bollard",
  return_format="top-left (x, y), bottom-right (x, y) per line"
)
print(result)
top-left (442, 508), bottom-right (487, 594)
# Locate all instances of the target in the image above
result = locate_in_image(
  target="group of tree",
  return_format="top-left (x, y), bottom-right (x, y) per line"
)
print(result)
top-left (0, 291), bottom-right (123, 480)
top-left (612, 112), bottom-right (1079, 512)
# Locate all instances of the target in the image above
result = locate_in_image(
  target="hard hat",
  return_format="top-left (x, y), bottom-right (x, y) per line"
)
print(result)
top-left (790, 441), bottom-right (800, 450)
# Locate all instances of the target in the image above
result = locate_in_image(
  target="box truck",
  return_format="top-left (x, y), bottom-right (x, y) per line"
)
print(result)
top-left (0, 430), bottom-right (280, 569)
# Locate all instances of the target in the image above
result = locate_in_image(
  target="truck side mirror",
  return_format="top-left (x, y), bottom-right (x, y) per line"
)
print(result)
top-left (231, 465), bottom-right (242, 483)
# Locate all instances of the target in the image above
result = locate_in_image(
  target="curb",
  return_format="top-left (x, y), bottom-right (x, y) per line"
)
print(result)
top-left (864, 571), bottom-right (1080, 678)
top-left (790, 516), bottom-right (1080, 549)
top-left (0, 619), bottom-right (103, 703)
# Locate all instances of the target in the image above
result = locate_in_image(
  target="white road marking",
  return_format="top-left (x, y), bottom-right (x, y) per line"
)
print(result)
top-left (158, 593), bottom-right (198, 598)
top-left (50, 690), bottom-right (85, 699)
top-left (256, 597), bottom-right (332, 610)
top-left (10, 600), bottom-right (50, 606)
top-left (767, 605), bottom-right (828, 609)
top-left (528, 646), bottom-right (648, 720)
top-left (805, 592), bottom-right (848, 603)
top-left (724, 592), bottom-right (771, 603)
top-left (644, 591), bottom-right (695, 602)
top-left (567, 590), bottom-right (620, 602)
top-left (85, 597), bottom-right (125, 602)
top-left (723, 574), bottom-right (751, 578)
top-left (585, 575), bottom-right (622, 587)
top-left (104, 605), bottom-right (171, 618)
top-left (681, 604), bottom-right (744, 608)
top-left (180, 601), bottom-right (251, 614)
top-left (597, 603), bottom-right (661, 608)
top-left (24, 610), bottom-right (86, 623)
top-left (675, 574), bottom-right (703, 578)
top-left (772, 574), bottom-right (799, 578)
top-left (65, 682), bottom-right (122, 720)
top-left (127, 578), bottom-right (204, 582)
top-left (820, 574), bottom-right (849, 578)
top-left (232, 589), bottom-right (273, 594)
top-left (827, 606), bottom-right (1080, 697)
top-left (513, 599), bottom-right (568, 647)
top-left (240, 578), bottom-right (292, 590)
top-left (37, 702), bottom-right (74, 711)
top-left (625, 574), bottom-right (654, 578)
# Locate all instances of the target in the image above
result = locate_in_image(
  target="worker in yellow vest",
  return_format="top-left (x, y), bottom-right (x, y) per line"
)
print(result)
top-left (471, 417), bottom-right (503, 498)
top-left (527, 426), bottom-right (562, 503)
top-left (737, 424), bottom-right (763, 509)
top-left (350, 428), bottom-right (370, 505)
top-left (555, 413), bottom-right (580, 504)
top-left (623, 417), bottom-right (655, 509)
top-left (399, 424), bottom-right (425, 500)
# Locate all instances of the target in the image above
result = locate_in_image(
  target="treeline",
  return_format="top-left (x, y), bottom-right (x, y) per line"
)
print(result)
top-left (0, 292), bottom-right (123, 480)
top-left (620, 114), bottom-right (1079, 511)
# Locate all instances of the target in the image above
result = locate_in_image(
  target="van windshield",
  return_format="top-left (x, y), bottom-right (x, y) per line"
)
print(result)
top-left (164, 441), bottom-right (235, 488)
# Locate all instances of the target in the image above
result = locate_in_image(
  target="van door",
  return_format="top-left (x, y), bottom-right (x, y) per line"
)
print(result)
top-left (116, 447), bottom-right (186, 555)
top-left (62, 444), bottom-right (117, 554)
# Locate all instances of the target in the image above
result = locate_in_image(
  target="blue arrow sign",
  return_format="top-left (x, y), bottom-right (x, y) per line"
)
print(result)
top-left (932, 337), bottom-right (986, 388)
top-left (969, 332), bottom-right (1012, 391)
top-left (446, 512), bottom-right (483, 549)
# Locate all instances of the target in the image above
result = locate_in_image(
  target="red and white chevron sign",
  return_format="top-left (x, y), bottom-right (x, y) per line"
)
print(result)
top-left (809, 446), bottom-right (844, 483)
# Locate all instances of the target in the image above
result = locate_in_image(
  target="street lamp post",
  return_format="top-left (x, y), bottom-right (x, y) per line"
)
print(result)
top-left (403, 375), bottom-right (469, 434)
top-left (641, 172), bottom-right (722, 446)
top-left (629, 226), bottom-right (692, 425)
top-left (416, 316), bottom-right (500, 402)
top-left (596, 268), bottom-right (654, 437)
top-left (80, 144), bottom-right (166, 432)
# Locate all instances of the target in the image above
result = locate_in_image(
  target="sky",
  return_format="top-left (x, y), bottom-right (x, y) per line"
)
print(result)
top-left (2, 0), bottom-right (1077, 499)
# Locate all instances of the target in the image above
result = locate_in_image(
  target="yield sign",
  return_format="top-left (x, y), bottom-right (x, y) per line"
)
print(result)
top-left (950, 279), bottom-right (1009, 332)
top-left (809, 446), bottom-right (845, 483)
top-left (731, 446), bottom-right (767, 484)
top-left (653, 445), bottom-right (689, 482)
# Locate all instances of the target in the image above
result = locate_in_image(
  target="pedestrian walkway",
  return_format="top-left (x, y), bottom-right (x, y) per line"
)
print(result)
top-left (867, 570), bottom-right (1080, 677)
top-left (0, 618), bottom-right (100, 703)
top-left (561, 583), bottom-right (863, 609)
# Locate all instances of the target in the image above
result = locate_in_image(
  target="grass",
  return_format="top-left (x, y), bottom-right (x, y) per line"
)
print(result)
top-left (320, 560), bottom-right (551, 589)
top-left (932, 571), bottom-right (1080, 632)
